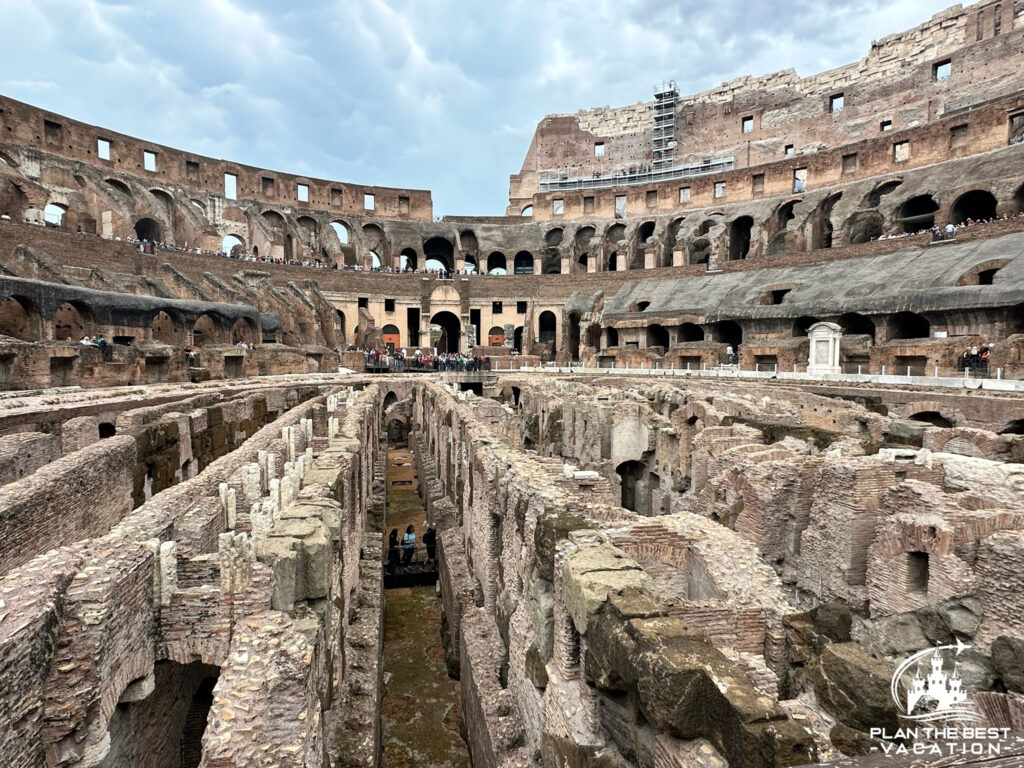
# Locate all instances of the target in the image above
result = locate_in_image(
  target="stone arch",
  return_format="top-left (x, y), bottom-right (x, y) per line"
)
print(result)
top-left (678, 322), bottom-right (704, 342)
top-left (900, 400), bottom-right (958, 427)
top-left (104, 178), bottom-right (132, 197)
top-left (134, 217), bottom-right (162, 241)
top-left (0, 179), bottom-right (29, 220)
top-left (839, 312), bottom-right (876, 342)
top-left (423, 237), bottom-right (455, 273)
top-left (0, 295), bottom-right (43, 340)
top-left (262, 209), bottom-right (286, 230)
top-left (895, 195), bottom-right (938, 233)
top-left (949, 189), bottom-right (998, 225)
top-left (605, 327), bottom-right (619, 347)
top-left (487, 325), bottom-right (505, 346)
top-left (192, 314), bottom-right (221, 347)
top-left (728, 215), bottom-right (753, 260)
top-left (43, 202), bottom-right (67, 226)
top-left (843, 210), bottom-right (885, 244)
top-left (330, 220), bottom-right (350, 244)
top-left (231, 317), bottom-right (257, 345)
top-left (888, 311), bottom-right (930, 340)
top-left (647, 324), bottom-right (670, 349)
top-left (538, 310), bottom-right (557, 351)
top-left (399, 247), bottom-right (418, 271)
top-left (514, 251), bottom-right (534, 275)
top-left (864, 178), bottom-right (903, 208)
top-left (521, 205), bottom-right (533, 217)
top-left (710, 320), bottom-right (743, 347)
top-left (545, 228), bottom-right (564, 247)
top-left (567, 312), bottom-right (582, 361)
top-left (957, 259), bottom-right (1009, 286)
top-left (813, 192), bottom-right (842, 249)
top-left (53, 301), bottom-right (92, 340)
top-left (151, 310), bottom-right (181, 345)
top-left (792, 315), bottom-right (819, 337)
top-left (221, 234), bottom-right (245, 257)
top-left (430, 311), bottom-right (461, 353)
top-left (487, 252), bottom-right (507, 275)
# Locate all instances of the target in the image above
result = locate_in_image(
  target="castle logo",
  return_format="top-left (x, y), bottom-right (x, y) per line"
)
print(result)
top-left (891, 639), bottom-right (981, 723)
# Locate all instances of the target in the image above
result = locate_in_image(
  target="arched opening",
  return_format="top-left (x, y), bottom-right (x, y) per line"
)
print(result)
top-left (191, 199), bottom-right (207, 216)
top-left (0, 180), bottom-right (28, 220)
top-left (43, 202), bottom-right (67, 226)
top-left (430, 311), bottom-right (461, 353)
top-left (487, 325), bottom-right (505, 346)
top-left (792, 315), bottom-right (819, 337)
top-left (545, 228), bottom-right (564, 247)
top-left (134, 217), bottom-right (161, 241)
top-left (251, 245), bottom-right (259, 259)
top-left (908, 411), bottom-right (953, 428)
top-left (568, 312), bottom-right (581, 361)
top-left (336, 310), bottom-right (346, 344)
top-left (284, 233), bottom-right (295, 261)
top-left (865, 179), bottom-right (902, 208)
top-left (192, 314), bottom-right (220, 347)
top-left (950, 190), bottom-right (997, 225)
top-left (180, 674), bottom-right (218, 768)
top-left (105, 178), bottom-right (132, 197)
top-left (638, 221), bottom-right (656, 243)
top-left (839, 312), bottom-right (876, 342)
top-left (678, 323), bottom-right (704, 342)
top-left (151, 310), bottom-right (179, 345)
top-left (616, 460), bottom-right (644, 512)
top-left (608, 251), bottom-right (620, 271)
top-left (605, 327), bottom-right (619, 348)
top-left (514, 251), bottom-right (534, 275)
top-left (0, 296), bottom-right (42, 340)
top-left (399, 248), bottom-right (418, 271)
top-left (998, 419), bottom-right (1024, 435)
top-left (814, 193), bottom-right (841, 249)
top-left (487, 252), bottom-right (507, 275)
top-left (575, 252), bottom-right (588, 272)
top-left (231, 317), bottom-right (256, 345)
top-left (1015, 183), bottom-right (1024, 213)
top-left (647, 324), bottom-right (670, 349)
top-left (98, 422), bottom-right (117, 438)
top-left (54, 301), bottom-right (90, 340)
top-left (370, 251), bottom-right (382, 269)
top-left (379, 324), bottom-right (400, 353)
top-left (538, 311), bottom-right (557, 351)
top-left (330, 220), bottom-right (350, 244)
top-left (895, 195), bottom-right (938, 233)
top-left (728, 216), bottom-right (753, 260)
top-left (513, 326), bottom-right (524, 353)
top-left (262, 210), bottom-right (286, 230)
top-left (463, 254), bottom-right (478, 274)
top-left (521, 205), bottom-right (533, 217)
top-left (221, 234), bottom-right (244, 257)
top-left (423, 237), bottom-right (455, 273)
top-left (710, 320), bottom-right (743, 348)
top-left (889, 312), bottom-right (930, 340)
top-left (844, 210), bottom-right (885, 244)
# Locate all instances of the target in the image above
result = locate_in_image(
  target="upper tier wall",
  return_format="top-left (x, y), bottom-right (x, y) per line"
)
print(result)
top-left (508, 0), bottom-right (1024, 212)
top-left (0, 95), bottom-right (432, 221)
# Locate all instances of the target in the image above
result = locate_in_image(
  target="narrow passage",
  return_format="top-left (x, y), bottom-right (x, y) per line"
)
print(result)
top-left (380, 444), bottom-right (470, 768)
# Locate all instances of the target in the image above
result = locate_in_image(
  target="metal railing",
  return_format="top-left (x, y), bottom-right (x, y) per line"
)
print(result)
top-left (537, 157), bottom-right (735, 192)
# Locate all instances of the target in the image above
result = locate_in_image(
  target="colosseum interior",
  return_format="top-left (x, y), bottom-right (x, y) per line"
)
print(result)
top-left (3, 2), bottom-right (1024, 767)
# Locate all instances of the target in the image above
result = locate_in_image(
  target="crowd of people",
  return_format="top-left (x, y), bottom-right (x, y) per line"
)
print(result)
top-left (961, 344), bottom-right (993, 372)
top-left (876, 211), bottom-right (1024, 242)
top-left (356, 346), bottom-right (491, 372)
top-left (386, 522), bottom-right (437, 574)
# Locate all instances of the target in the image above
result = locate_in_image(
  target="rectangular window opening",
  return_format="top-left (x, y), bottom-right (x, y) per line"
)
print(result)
top-left (594, 142), bottom-right (605, 157)
top-left (934, 59), bottom-right (952, 81)
top-left (143, 150), bottom-right (157, 172)
top-left (678, 186), bottom-right (691, 203)
top-left (331, 187), bottom-right (343, 206)
top-left (553, 198), bottom-right (564, 216)
top-left (741, 116), bottom-right (754, 133)
top-left (44, 119), bottom-right (62, 144)
top-left (297, 183), bottom-right (309, 203)
top-left (907, 551), bottom-right (929, 594)
top-left (842, 153), bottom-right (858, 174)
top-left (784, 144), bottom-right (794, 155)
top-left (262, 177), bottom-right (275, 196)
top-left (714, 181), bottom-right (726, 199)
top-left (1010, 112), bottom-right (1024, 145)
top-left (893, 141), bottom-right (910, 163)
top-left (492, 301), bottom-right (503, 314)
top-left (364, 193), bottom-right (375, 211)
top-left (949, 123), bottom-right (969, 150)
top-left (880, 120), bottom-right (892, 132)
top-left (358, 297), bottom-right (368, 309)
top-left (224, 173), bottom-right (237, 200)
top-left (793, 168), bottom-right (808, 193)
top-left (770, 289), bottom-right (791, 305)
top-left (97, 138), bottom-right (111, 160)
top-left (384, 298), bottom-right (395, 312)
top-left (398, 195), bottom-right (410, 214)
top-left (645, 190), bottom-right (658, 208)
top-left (516, 301), bottom-right (527, 314)
top-left (583, 196), bottom-right (595, 214)
top-left (830, 93), bottom-right (844, 114)
top-left (186, 160), bottom-right (200, 178)
top-left (751, 174), bottom-right (765, 196)
top-left (614, 195), bottom-right (626, 218)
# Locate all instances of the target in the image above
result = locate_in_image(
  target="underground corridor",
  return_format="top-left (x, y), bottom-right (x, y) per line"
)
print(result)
top-left (380, 435), bottom-right (470, 768)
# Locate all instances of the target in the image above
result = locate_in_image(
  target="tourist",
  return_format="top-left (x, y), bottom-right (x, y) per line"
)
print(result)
top-left (387, 529), bottom-right (401, 575)
top-left (401, 524), bottom-right (416, 565)
top-left (423, 522), bottom-right (437, 567)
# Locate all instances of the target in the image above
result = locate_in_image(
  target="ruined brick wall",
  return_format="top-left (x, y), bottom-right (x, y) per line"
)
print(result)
top-left (0, 434), bottom-right (136, 576)
top-left (0, 430), bottom-right (60, 484)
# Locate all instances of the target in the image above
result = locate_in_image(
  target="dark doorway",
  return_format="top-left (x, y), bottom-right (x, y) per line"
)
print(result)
top-left (430, 311), bottom-right (461, 353)
top-left (616, 460), bottom-right (644, 512)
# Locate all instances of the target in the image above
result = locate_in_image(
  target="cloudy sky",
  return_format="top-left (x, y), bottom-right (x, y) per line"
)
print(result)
top-left (0, 0), bottom-right (958, 216)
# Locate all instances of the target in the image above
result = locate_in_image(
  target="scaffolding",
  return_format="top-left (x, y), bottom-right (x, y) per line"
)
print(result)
top-left (652, 81), bottom-right (678, 170)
